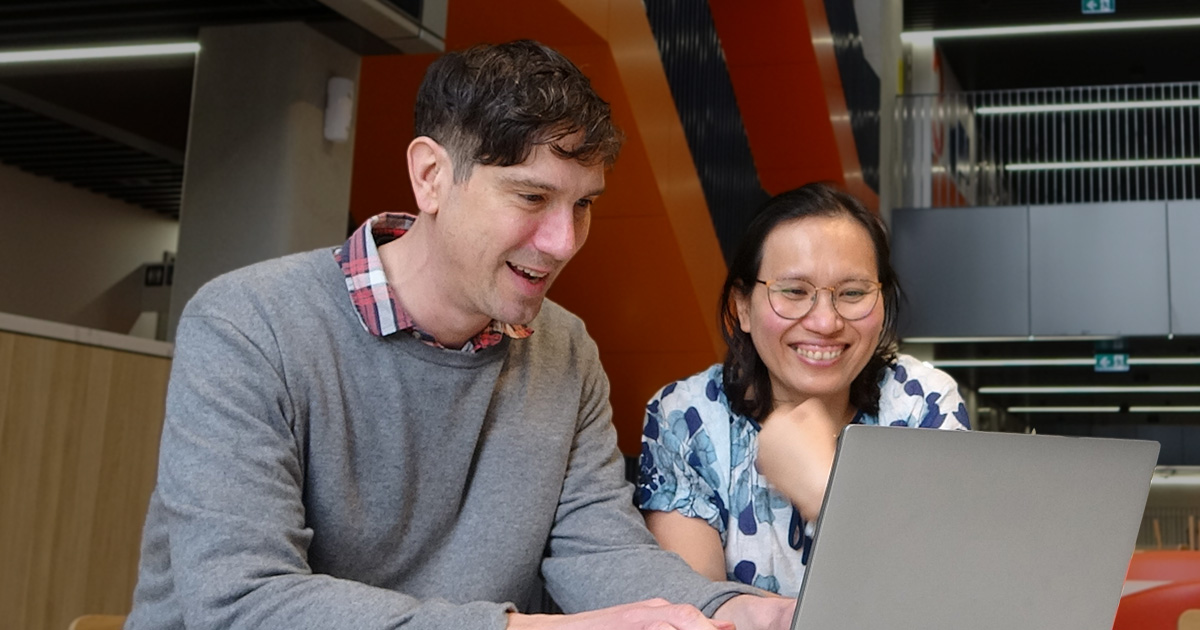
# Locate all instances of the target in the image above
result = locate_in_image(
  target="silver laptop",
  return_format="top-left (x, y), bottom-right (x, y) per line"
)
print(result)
top-left (790, 425), bottom-right (1159, 630)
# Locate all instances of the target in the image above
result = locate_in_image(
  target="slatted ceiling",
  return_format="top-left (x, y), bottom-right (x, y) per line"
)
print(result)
top-left (0, 0), bottom-right (356, 219)
top-left (0, 98), bottom-right (184, 216)
top-left (0, 0), bottom-right (341, 48)
top-left (904, 0), bottom-right (1200, 30)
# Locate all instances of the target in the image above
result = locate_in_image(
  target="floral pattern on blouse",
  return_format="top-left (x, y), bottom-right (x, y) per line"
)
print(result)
top-left (636, 354), bottom-right (970, 596)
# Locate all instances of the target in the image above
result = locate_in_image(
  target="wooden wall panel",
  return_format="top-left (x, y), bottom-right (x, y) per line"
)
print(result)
top-left (0, 330), bottom-right (168, 630)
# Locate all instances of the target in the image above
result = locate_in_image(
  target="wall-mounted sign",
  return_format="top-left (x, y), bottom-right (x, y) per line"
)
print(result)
top-left (1082, 0), bottom-right (1115, 15)
top-left (1095, 353), bottom-right (1130, 373)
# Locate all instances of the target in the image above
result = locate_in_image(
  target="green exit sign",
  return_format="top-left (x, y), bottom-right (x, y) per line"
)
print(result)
top-left (1083, 0), bottom-right (1115, 14)
top-left (1095, 353), bottom-right (1130, 373)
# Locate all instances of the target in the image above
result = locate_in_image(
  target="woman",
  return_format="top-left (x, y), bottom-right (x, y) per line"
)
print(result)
top-left (636, 182), bottom-right (969, 596)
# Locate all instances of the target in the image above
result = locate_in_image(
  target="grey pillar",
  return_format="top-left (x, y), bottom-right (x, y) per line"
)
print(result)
top-left (168, 22), bottom-right (360, 339)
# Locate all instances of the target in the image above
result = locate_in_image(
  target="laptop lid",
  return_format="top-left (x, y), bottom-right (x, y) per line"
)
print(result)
top-left (790, 425), bottom-right (1159, 630)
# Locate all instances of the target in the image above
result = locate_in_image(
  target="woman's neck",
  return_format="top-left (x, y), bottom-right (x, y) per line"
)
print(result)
top-left (772, 392), bottom-right (856, 426)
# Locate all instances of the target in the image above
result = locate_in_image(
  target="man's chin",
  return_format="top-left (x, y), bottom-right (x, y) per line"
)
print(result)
top-left (499, 298), bottom-right (545, 327)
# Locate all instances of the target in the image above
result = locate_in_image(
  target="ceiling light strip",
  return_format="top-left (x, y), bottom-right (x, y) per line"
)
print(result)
top-left (932, 359), bottom-right (1093, 367)
top-left (978, 100), bottom-right (1200, 115)
top-left (1007, 406), bottom-right (1121, 413)
top-left (1129, 406), bottom-right (1200, 413)
top-left (980, 385), bottom-right (1200, 394)
top-left (1131, 358), bottom-right (1200, 366)
top-left (931, 357), bottom-right (1200, 368)
top-left (902, 335), bottom-right (1119, 343)
top-left (900, 17), bottom-right (1200, 42)
top-left (0, 43), bottom-right (200, 65)
top-left (1007, 158), bottom-right (1200, 171)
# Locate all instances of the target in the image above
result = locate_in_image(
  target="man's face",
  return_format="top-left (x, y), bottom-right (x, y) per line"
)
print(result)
top-left (433, 140), bottom-right (605, 328)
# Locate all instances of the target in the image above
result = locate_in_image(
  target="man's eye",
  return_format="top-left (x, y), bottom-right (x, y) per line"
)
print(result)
top-left (521, 194), bottom-right (545, 203)
top-left (575, 198), bottom-right (594, 210)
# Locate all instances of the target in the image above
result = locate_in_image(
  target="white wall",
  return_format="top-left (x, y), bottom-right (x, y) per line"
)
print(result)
top-left (168, 23), bottom-right (359, 340)
top-left (0, 162), bottom-right (179, 333)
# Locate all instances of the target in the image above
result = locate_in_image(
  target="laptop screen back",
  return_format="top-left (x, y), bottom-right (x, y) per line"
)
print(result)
top-left (790, 426), bottom-right (1158, 630)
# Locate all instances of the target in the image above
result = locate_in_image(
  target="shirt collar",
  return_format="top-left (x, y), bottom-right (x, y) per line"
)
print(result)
top-left (334, 212), bottom-right (533, 352)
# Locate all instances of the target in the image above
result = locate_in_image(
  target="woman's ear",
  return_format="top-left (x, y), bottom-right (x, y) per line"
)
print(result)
top-left (407, 136), bottom-right (451, 215)
top-left (733, 288), bottom-right (753, 334)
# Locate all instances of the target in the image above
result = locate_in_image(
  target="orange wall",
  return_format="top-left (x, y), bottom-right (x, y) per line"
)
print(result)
top-left (708, 0), bottom-right (878, 210)
top-left (349, 0), bottom-right (727, 454)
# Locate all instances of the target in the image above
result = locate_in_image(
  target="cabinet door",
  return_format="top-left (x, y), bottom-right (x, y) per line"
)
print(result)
top-left (892, 205), bottom-right (1030, 338)
top-left (1168, 201), bottom-right (1200, 335)
top-left (1030, 202), bottom-right (1169, 336)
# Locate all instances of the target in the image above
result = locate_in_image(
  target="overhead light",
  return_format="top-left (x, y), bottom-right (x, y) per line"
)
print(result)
top-left (902, 335), bottom-right (1119, 343)
top-left (1152, 467), bottom-right (1200, 487)
top-left (1129, 406), bottom-right (1200, 413)
top-left (933, 358), bottom-right (1093, 368)
top-left (900, 17), bottom-right (1200, 44)
top-left (1007, 406), bottom-right (1121, 413)
top-left (0, 42), bottom-right (200, 65)
top-left (977, 100), bottom-right (1200, 115)
top-left (931, 357), bottom-right (1200, 368)
top-left (1006, 158), bottom-right (1200, 171)
top-left (980, 385), bottom-right (1200, 394)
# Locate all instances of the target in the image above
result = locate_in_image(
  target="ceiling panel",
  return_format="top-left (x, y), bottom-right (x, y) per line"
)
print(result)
top-left (904, 0), bottom-right (1200, 31)
top-left (0, 0), bottom-right (342, 48)
top-left (0, 0), bottom-right (363, 217)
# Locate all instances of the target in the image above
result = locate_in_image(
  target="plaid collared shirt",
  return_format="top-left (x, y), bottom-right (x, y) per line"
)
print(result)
top-left (334, 212), bottom-right (533, 353)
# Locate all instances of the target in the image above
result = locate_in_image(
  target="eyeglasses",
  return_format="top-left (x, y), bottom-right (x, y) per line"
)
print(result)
top-left (755, 278), bottom-right (882, 321)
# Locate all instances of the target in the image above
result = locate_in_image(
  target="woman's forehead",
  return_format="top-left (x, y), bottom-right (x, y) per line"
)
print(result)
top-left (759, 215), bottom-right (877, 274)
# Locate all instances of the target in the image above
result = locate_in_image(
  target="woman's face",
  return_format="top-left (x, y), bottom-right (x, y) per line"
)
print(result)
top-left (734, 214), bottom-right (885, 412)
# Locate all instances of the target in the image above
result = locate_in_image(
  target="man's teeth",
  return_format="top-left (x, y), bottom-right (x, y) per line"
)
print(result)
top-left (511, 263), bottom-right (548, 280)
top-left (794, 347), bottom-right (843, 361)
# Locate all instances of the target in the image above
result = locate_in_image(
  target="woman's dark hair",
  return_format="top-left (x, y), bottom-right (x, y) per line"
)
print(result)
top-left (415, 39), bottom-right (624, 181)
top-left (720, 182), bottom-right (901, 422)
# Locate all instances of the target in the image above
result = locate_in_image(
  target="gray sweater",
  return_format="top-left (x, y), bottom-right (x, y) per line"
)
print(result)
top-left (126, 249), bottom-right (757, 630)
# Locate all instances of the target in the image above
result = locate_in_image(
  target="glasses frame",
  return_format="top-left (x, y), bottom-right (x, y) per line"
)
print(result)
top-left (755, 278), bottom-right (883, 321)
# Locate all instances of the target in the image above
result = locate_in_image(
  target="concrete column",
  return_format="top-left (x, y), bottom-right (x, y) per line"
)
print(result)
top-left (873, 0), bottom-right (904, 224)
top-left (168, 22), bottom-right (360, 339)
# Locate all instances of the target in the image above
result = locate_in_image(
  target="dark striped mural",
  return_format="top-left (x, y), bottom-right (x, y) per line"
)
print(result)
top-left (644, 0), bottom-right (770, 264)
top-left (824, 0), bottom-right (881, 194)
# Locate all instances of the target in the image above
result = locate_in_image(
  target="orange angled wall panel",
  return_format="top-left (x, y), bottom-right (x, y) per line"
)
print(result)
top-left (708, 0), bottom-right (878, 211)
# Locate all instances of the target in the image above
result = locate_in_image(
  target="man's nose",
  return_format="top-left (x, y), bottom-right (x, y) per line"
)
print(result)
top-left (535, 204), bottom-right (581, 261)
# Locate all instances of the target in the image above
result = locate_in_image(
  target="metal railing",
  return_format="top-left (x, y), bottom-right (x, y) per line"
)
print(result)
top-left (1137, 506), bottom-right (1200, 550)
top-left (894, 82), bottom-right (1200, 208)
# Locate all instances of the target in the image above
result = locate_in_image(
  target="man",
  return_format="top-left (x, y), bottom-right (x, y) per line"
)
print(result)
top-left (125, 40), bottom-right (795, 630)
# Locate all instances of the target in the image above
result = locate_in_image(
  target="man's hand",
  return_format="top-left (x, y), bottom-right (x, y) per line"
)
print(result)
top-left (713, 594), bottom-right (796, 630)
top-left (754, 398), bottom-right (841, 521)
top-left (507, 598), bottom-right (736, 630)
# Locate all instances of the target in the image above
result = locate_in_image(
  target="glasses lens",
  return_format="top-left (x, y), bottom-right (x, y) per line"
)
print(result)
top-left (765, 279), bottom-right (880, 320)
top-left (832, 281), bottom-right (880, 320)
top-left (766, 279), bottom-right (816, 319)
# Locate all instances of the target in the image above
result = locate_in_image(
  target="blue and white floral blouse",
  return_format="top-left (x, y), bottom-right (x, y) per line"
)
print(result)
top-left (635, 354), bottom-right (970, 597)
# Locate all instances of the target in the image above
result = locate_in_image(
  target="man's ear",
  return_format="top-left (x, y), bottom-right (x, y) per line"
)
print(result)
top-left (408, 136), bottom-right (452, 215)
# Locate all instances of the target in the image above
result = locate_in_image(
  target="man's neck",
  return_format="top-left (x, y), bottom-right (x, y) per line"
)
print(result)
top-left (377, 221), bottom-right (490, 348)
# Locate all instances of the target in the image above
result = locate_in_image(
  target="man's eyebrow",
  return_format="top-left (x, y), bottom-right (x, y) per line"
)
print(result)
top-left (498, 175), bottom-right (605, 197)
top-left (498, 175), bottom-right (555, 191)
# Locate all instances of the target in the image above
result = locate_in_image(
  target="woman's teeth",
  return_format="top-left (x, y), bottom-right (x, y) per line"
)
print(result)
top-left (794, 346), bottom-right (843, 361)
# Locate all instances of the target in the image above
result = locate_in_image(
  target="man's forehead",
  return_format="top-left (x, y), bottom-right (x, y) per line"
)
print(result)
top-left (484, 149), bottom-right (605, 192)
